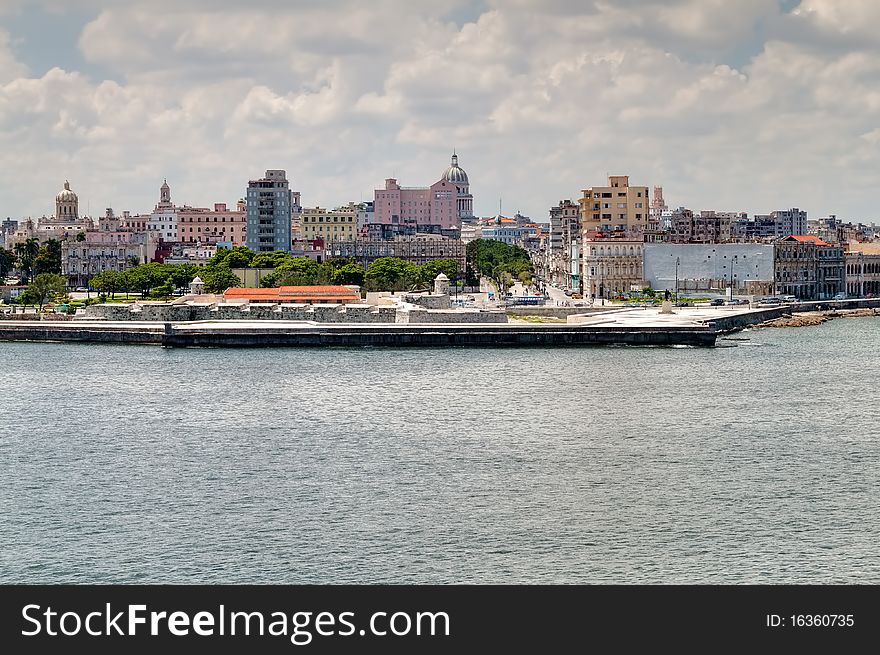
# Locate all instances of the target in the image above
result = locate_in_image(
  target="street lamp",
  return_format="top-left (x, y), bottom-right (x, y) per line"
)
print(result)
top-left (730, 254), bottom-right (738, 297)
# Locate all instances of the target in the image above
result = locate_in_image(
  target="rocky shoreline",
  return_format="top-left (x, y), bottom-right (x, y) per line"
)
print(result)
top-left (757, 308), bottom-right (879, 328)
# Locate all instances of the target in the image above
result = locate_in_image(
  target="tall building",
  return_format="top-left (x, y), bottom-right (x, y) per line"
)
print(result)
top-left (373, 153), bottom-right (472, 234)
top-left (548, 199), bottom-right (580, 287)
top-left (771, 208), bottom-right (807, 237)
top-left (578, 175), bottom-right (649, 238)
top-left (246, 169), bottom-right (294, 253)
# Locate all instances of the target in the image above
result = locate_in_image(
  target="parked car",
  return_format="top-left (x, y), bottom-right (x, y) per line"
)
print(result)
top-left (833, 292), bottom-right (847, 300)
top-left (75, 287), bottom-right (89, 292)
top-left (709, 298), bottom-right (725, 306)
top-left (761, 297), bottom-right (782, 305)
top-left (781, 295), bottom-right (797, 303)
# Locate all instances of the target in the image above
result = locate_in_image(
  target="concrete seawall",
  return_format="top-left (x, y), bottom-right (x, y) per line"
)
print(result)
top-left (0, 321), bottom-right (717, 348)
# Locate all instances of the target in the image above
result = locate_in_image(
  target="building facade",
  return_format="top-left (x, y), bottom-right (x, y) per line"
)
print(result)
top-left (300, 206), bottom-right (358, 242)
top-left (643, 243), bottom-right (774, 294)
top-left (62, 208), bottom-right (150, 287)
top-left (578, 175), bottom-right (649, 239)
top-left (581, 237), bottom-right (645, 299)
top-left (845, 248), bottom-right (880, 297)
top-left (548, 199), bottom-right (579, 287)
top-left (373, 153), bottom-right (472, 233)
top-left (774, 235), bottom-right (844, 300)
top-left (325, 235), bottom-right (466, 272)
top-left (246, 169), bottom-right (295, 253)
top-left (178, 202), bottom-right (247, 246)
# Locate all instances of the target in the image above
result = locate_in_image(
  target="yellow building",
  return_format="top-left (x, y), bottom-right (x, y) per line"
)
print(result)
top-left (578, 175), bottom-right (649, 238)
top-left (300, 206), bottom-right (357, 241)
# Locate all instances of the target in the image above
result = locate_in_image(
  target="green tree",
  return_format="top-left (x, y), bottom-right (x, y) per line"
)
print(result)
top-left (465, 239), bottom-right (533, 293)
top-left (201, 265), bottom-right (241, 293)
top-left (330, 262), bottom-right (366, 286)
top-left (250, 250), bottom-right (294, 269)
top-left (365, 257), bottom-right (419, 291)
top-left (417, 259), bottom-right (459, 288)
top-left (90, 270), bottom-right (123, 298)
top-left (75, 231), bottom-right (86, 242)
top-left (224, 246), bottom-right (255, 269)
top-left (0, 247), bottom-right (15, 280)
top-left (33, 241), bottom-right (62, 276)
top-left (28, 273), bottom-right (67, 310)
top-left (167, 263), bottom-right (198, 291)
top-left (261, 257), bottom-right (323, 287)
top-left (14, 238), bottom-right (40, 283)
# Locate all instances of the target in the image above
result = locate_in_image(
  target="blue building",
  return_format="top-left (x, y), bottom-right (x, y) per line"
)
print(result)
top-left (246, 169), bottom-right (297, 253)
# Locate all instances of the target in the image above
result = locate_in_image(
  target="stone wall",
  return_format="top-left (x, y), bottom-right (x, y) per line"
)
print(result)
top-left (82, 302), bottom-right (505, 324)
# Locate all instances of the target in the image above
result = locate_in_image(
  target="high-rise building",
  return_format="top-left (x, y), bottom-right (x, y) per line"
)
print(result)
top-left (246, 169), bottom-right (294, 253)
top-left (578, 175), bottom-right (649, 238)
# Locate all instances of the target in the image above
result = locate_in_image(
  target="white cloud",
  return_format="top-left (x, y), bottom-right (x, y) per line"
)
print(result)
top-left (1, 0), bottom-right (880, 223)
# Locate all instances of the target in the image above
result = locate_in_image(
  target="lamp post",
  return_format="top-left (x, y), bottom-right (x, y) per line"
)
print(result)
top-left (675, 256), bottom-right (680, 303)
top-left (730, 254), bottom-right (738, 298)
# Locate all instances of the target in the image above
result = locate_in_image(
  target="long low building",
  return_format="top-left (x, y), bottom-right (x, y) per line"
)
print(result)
top-left (224, 285), bottom-right (361, 304)
top-left (643, 243), bottom-right (774, 294)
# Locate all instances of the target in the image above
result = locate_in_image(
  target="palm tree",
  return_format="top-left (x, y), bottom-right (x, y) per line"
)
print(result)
top-left (14, 240), bottom-right (39, 283)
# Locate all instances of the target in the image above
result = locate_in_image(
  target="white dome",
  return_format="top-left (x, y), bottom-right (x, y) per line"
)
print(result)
top-left (56, 180), bottom-right (78, 202)
top-left (442, 153), bottom-right (469, 185)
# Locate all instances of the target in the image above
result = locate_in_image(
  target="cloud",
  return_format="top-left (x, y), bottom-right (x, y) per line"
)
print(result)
top-left (1, 0), bottom-right (880, 223)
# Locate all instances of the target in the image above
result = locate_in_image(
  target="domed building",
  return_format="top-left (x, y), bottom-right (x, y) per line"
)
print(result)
top-left (373, 152), bottom-right (475, 234)
top-left (55, 180), bottom-right (79, 220)
top-left (442, 152), bottom-right (473, 220)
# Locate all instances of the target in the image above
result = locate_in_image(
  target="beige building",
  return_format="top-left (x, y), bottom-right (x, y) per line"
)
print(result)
top-left (845, 243), bottom-right (880, 298)
top-left (582, 238), bottom-right (646, 299)
top-left (578, 175), bottom-right (649, 238)
top-left (300, 206), bottom-right (358, 241)
top-left (178, 202), bottom-right (247, 246)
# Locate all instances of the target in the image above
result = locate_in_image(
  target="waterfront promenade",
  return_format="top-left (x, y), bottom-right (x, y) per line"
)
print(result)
top-left (0, 318), bottom-right (718, 347)
top-left (2, 298), bottom-right (877, 348)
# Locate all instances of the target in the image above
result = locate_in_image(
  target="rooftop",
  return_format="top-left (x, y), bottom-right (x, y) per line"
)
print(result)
top-left (224, 286), bottom-right (362, 304)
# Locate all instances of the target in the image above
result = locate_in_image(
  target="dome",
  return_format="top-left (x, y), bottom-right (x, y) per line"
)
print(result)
top-left (442, 153), bottom-right (469, 185)
top-left (56, 180), bottom-right (78, 202)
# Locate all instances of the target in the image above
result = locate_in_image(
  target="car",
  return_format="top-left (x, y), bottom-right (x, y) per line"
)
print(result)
top-left (781, 295), bottom-right (798, 303)
top-left (75, 287), bottom-right (89, 292)
top-left (709, 298), bottom-right (725, 306)
top-left (832, 293), bottom-right (847, 300)
top-left (761, 297), bottom-right (782, 305)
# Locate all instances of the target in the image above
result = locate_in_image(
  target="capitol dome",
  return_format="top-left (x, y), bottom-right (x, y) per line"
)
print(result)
top-left (442, 153), bottom-right (469, 185)
top-left (56, 180), bottom-right (78, 202)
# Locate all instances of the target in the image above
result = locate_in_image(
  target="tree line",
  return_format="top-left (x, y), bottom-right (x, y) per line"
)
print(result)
top-left (465, 239), bottom-right (534, 293)
top-left (0, 238), bottom-right (62, 284)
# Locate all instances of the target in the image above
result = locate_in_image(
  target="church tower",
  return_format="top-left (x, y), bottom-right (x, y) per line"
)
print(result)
top-left (159, 179), bottom-right (172, 209)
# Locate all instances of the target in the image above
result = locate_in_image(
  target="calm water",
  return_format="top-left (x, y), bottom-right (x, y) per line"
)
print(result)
top-left (1, 318), bottom-right (878, 584)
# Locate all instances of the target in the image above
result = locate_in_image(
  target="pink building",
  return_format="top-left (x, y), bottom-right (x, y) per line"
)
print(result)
top-left (178, 201), bottom-right (247, 246)
top-left (374, 153), bottom-right (473, 231)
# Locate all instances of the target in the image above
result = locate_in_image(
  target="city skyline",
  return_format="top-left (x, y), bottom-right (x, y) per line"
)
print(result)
top-left (2, 0), bottom-right (880, 222)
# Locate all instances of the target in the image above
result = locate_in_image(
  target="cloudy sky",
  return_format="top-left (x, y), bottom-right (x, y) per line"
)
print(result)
top-left (1, 0), bottom-right (878, 223)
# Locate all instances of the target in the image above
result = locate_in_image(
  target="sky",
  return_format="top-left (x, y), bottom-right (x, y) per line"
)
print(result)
top-left (1, 0), bottom-right (879, 223)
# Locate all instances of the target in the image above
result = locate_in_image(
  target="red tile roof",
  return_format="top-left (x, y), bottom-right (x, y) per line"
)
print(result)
top-left (224, 286), bottom-right (361, 303)
top-left (782, 235), bottom-right (832, 246)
